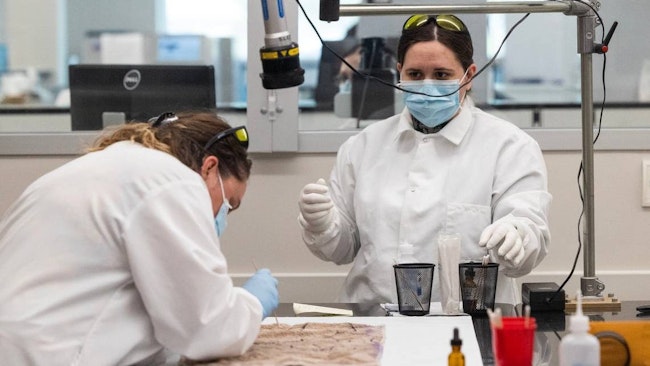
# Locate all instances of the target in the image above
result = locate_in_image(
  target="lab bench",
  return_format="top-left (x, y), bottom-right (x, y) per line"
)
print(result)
top-left (269, 301), bottom-right (649, 366)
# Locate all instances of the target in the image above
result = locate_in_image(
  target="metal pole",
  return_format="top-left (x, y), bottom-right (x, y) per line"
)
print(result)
top-left (336, 1), bottom-right (606, 296)
top-left (581, 53), bottom-right (595, 276)
top-left (339, 1), bottom-right (573, 16)
top-left (577, 12), bottom-right (605, 297)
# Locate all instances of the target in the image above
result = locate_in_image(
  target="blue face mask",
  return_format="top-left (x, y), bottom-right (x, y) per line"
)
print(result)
top-left (399, 71), bottom-right (468, 128)
top-left (214, 173), bottom-right (231, 237)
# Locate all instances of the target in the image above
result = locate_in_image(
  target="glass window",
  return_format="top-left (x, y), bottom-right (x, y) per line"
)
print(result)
top-left (486, 13), bottom-right (580, 105)
top-left (164, 0), bottom-right (247, 108)
top-left (165, 0), bottom-right (361, 112)
top-left (296, 1), bottom-right (406, 132)
top-left (296, 0), bottom-right (360, 110)
top-left (1, 0), bottom-right (650, 137)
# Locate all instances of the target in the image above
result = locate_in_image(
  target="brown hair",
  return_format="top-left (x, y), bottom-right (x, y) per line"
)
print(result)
top-left (397, 16), bottom-right (474, 71)
top-left (87, 111), bottom-right (252, 181)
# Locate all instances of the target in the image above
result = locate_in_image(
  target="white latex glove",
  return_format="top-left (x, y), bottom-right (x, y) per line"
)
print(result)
top-left (479, 219), bottom-right (528, 268)
top-left (298, 178), bottom-right (335, 233)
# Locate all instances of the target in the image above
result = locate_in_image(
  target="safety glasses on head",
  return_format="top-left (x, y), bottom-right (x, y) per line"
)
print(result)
top-left (402, 14), bottom-right (467, 33)
top-left (148, 111), bottom-right (179, 127)
top-left (204, 125), bottom-right (249, 151)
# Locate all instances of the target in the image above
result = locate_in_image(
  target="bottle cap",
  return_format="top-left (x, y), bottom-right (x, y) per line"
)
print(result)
top-left (569, 289), bottom-right (590, 332)
top-left (451, 327), bottom-right (462, 346)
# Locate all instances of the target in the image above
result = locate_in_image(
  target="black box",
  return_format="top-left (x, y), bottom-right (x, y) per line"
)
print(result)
top-left (522, 282), bottom-right (565, 312)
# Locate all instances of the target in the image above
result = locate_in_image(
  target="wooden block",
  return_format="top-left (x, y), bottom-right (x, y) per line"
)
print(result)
top-left (565, 294), bottom-right (622, 312)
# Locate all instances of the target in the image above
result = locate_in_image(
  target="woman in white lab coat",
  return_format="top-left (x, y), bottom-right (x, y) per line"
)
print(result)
top-left (0, 112), bottom-right (278, 365)
top-left (298, 15), bottom-right (551, 306)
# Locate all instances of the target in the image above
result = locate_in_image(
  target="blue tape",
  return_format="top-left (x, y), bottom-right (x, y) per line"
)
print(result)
top-left (261, 0), bottom-right (269, 21)
top-left (277, 0), bottom-right (284, 18)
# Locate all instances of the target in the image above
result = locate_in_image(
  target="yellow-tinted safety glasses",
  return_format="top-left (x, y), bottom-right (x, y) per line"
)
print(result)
top-left (149, 111), bottom-right (179, 127)
top-left (402, 14), bottom-right (467, 33)
top-left (204, 125), bottom-right (249, 150)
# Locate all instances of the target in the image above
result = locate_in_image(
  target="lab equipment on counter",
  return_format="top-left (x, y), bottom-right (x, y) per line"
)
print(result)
top-left (490, 310), bottom-right (537, 366)
top-left (393, 263), bottom-right (434, 316)
top-left (459, 261), bottom-right (499, 315)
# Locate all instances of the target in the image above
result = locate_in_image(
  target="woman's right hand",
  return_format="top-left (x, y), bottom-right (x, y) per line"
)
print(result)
top-left (298, 178), bottom-right (335, 233)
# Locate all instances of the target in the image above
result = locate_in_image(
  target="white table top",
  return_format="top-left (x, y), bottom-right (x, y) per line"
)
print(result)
top-left (263, 315), bottom-right (482, 366)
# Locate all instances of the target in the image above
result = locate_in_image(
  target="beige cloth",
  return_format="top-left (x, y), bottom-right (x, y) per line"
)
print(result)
top-left (180, 322), bottom-right (385, 366)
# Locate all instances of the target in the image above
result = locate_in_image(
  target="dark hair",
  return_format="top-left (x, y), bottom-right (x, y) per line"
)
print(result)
top-left (397, 16), bottom-right (474, 71)
top-left (88, 111), bottom-right (252, 182)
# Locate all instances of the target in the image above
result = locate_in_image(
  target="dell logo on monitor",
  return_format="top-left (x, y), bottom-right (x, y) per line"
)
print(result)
top-left (123, 69), bottom-right (141, 90)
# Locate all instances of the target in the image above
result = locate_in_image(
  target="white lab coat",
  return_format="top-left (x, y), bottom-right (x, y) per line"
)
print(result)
top-left (301, 98), bottom-right (552, 305)
top-left (0, 141), bottom-right (262, 365)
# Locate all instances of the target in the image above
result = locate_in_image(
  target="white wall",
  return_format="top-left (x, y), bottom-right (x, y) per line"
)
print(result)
top-left (2, 149), bottom-right (650, 303)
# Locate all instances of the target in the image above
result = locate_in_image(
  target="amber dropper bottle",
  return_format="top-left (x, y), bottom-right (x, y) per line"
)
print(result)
top-left (448, 327), bottom-right (465, 366)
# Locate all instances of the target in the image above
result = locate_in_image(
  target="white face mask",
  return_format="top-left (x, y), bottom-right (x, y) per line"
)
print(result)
top-left (214, 173), bottom-right (231, 237)
top-left (399, 69), bottom-right (470, 128)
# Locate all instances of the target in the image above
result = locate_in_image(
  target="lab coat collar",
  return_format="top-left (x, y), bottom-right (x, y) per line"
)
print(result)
top-left (438, 96), bottom-right (474, 146)
top-left (395, 108), bottom-right (416, 140)
top-left (395, 96), bottom-right (474, 146)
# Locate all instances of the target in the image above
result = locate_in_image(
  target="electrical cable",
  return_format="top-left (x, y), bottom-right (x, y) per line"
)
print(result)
top-left (295, 0), bottom-right (530, 99)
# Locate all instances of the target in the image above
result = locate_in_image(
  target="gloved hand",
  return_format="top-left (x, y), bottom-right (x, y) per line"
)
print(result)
top-left (479, 218), bottom-right (529, 268)
top-left (298, 178), bottom-right (335, 233)
top-left (242, 268), bottom-right (279, 319)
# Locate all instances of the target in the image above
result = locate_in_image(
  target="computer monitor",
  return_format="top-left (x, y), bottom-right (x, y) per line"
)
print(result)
top-left (69, 64), bottom-right (217, 130)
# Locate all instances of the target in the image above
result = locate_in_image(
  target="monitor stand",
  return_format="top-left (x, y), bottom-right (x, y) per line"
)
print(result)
top-left (102, 112), bottom-right (126, 128)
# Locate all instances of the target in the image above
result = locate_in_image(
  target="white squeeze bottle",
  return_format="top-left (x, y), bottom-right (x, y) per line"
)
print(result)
top-left (559, 290), bottom-right (600, 366)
